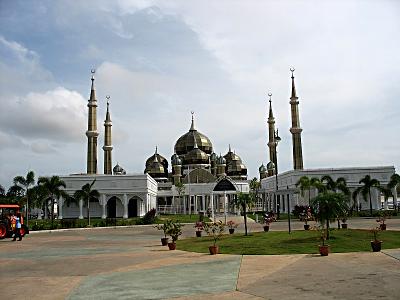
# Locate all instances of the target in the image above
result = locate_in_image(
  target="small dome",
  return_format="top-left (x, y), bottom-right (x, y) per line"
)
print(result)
top-left (259, 163), bottom-right (267, 173)
top-left (224, 145), bottom-right (242, 163)
top-left (217, 155), bottom-right (226, 165)
top-left (171, 153), bottom-right (182, 166)
top-left (145, 147), bottom-right (168, 175)
top-left (146, 156), bottom-right (165, 178)
top-left (267, 161), bottom-right (275, 171)
top-left (113, 163), bottom-right (126, 175)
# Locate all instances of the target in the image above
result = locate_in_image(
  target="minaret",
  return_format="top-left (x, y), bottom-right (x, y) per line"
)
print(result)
top-left (267, 93), bottom-right (277, 167)
top-left (86, 69), bottom-right (99, 174)
top-left (103, 96), bottom-right (113, 174)
top-left (289, 68), bottom-right (304, 170)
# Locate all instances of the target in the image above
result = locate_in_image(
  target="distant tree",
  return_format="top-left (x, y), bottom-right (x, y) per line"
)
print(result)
top-left (311, 191), bottom-right (348, 239)
top-left (38, 176), bottom-right (67, 227)
top-left (249, 177), bottom-right (261, 209)
top-left (352, 175), bottom-right (381, 216)
top-left (175, 182), bottom-right (185, 214)
top-left (387, 173), bottom-right (400, 211)
top-left (73, 179), bottom-right (99, 226)
top-left (6, 184), bottom-right (25, 204)
top-left (0, 184), bottom-right (5, 197)
top-left (13, 171), bottom-right (35, 226)
top-left (29, 184), bottom-right (51, 219)
top-left (232, 192), bottom-right (254, 236)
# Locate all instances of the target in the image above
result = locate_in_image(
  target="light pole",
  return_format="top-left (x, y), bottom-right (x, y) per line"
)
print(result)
top-left (274, 129), bottom-right (281, 219)
top-left (287, 185), bottom-right (291, 234)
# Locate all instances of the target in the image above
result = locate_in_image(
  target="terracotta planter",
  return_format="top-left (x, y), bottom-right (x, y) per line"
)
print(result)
top-left (209, 245), bottom-right (219, 255)
top-left (161, 237), bottom-right (169, 246)
top-left (229, 228), bottom-right (235, 234)
top-left (304, 224), bottom-right (310, 230)
top-left (167, 242), bottom-right (176, 250)
top-left (379, 224), bottom-right (386, 231)
top-left (319, 245), bottom-right (329, 256)
top-left (371, 240), bottom-right (382, 252)
top-left (341, 223), bottom-right (348, 229)
top-left (263, 225), bottom-right (270, 232)
top-left (196, 231), bottom-right (202, 237)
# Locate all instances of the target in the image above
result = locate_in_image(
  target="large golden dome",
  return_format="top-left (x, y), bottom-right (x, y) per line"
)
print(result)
top-left (174, 115), bottom-right (213, 156)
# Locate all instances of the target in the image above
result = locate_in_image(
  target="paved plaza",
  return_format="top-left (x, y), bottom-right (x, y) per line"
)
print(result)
top-left (0, 218), bottom-right (399, 300)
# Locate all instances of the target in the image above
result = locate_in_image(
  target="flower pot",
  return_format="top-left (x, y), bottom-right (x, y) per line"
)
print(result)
top-left (161, 237), bottom-right (169, 246)
top-left (371, 240), bottom-right (382, 252)
top-left (209, 245), bottom-right (219, 255)
top-left (263, 225), bottom-right (270, 232)
top-left (167, 242), bottom-right (176, 250)
top-left (341, 223), bottom-right (348, 229)
top-left (379, 224), bottom-right (386, 231)
top-left (229, 228), bottom-right (235, 234)
top-left (319, 245), bottom-right (329, 256)
top-left (196, 231), bottom-right (202, 237)
top-left (304, 224), bottom-right (310, 230)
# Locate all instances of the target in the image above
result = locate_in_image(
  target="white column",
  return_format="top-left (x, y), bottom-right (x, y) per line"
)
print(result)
top-left (183, 195), bottom-right (187, 214)
top-left (79, 199), bottom-right (84, 219)
top-left (123, 194), bottom-right (128, 219)
top-left (392, 186), bottom-right (398, 208)
top-left (188, 195), bottom-right (192, 215)
top-left (101, 194), bottom-right (107, 219)
top-left (210, 193), bottom-right (215, 221)
top-left (223, 191), bottom-right (227, 223)
top-left (58, 196), bottom-right (63, 219)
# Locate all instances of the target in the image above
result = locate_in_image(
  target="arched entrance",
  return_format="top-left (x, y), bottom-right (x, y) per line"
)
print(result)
top-left (128, 197), bottom-right (138, 218)
top-left (107, 197), bottom-right (117, 218)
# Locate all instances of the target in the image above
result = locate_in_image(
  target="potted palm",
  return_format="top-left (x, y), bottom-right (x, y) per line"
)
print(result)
top-left (194, 221), bottom-right (204, 237)
top-left (263, 216), bottom-right (272, 232)
top-left (371, 227), bottom-right (382, 252)
top-left (203, 221), bottom-right (225, 255)
top-left (319, 227), bottom-right (329, 256)
top-left (166, 221), bottom-right (184, 250)
top-left (376, 214), bottom-right (387, 230)
top-left (155, 219), bottom-right (172, 246)
top-left (341, 217), bottom-right (348, 229)
top-left (303, 215), bottom-right (310, 230)
top-left (227, 220), bottom-right (238, 234)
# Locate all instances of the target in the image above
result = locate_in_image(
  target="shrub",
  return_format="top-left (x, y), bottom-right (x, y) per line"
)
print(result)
top-left (136, 208), bottom-right (157, 225)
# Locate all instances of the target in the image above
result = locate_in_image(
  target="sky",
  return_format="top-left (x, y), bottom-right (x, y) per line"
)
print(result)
top-left (0, 0), bottom-right (399, 188)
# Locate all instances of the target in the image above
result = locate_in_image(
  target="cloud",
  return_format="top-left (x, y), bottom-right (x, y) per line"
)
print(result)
top-left (0, 87), bottom-right (87, 142)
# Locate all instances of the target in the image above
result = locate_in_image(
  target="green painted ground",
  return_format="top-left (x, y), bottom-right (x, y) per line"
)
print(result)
top-left (177, 229), bottom-right (400, 255)
top-left (67, 256), bottom-right (241, 300)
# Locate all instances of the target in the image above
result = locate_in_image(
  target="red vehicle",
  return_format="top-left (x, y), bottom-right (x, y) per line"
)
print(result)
top-left (0, 204), bottom-right (29, 239)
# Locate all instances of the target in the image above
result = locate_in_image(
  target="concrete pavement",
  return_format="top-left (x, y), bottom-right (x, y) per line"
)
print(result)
top-left (0, 219), bottom-right (399, 299)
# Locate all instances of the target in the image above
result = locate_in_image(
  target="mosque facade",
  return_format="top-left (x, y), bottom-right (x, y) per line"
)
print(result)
top-left (59, 69), bottom-right (397, 220)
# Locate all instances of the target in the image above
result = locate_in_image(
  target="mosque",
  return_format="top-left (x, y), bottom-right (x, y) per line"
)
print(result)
top-left (59, 70), bottom-right (397, 220)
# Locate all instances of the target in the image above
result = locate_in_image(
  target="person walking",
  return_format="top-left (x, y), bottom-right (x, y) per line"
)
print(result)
top-left (12, 212), bottom-right (22, 241)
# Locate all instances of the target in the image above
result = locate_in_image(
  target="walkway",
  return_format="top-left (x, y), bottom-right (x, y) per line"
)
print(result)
top-left (0, 218), bottom-right (399, 299)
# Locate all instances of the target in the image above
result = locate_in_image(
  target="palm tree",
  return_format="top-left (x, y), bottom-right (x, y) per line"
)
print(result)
top-left (321, 175), bottom-right (350, 196)
top-left (352, 175), bottom-right (381, 216)
top-left (311, 191), bottom-right (348, 239)
top-left (388, 173), bottom-right (400, 211)
top-left (296, 176), bottom-right (323, 205)
top-left (38, 176), bottom-right (67, 227)
top-left (28, 184), bottom-right (51, 219)
top-left (13, 171), bottom-right (35, 226)
top-left (232, 192), bottom-right (254, 236)
top-left (6, 184), bottom-right (25, 204)
top-left (73, 179), bottom-right (99, 226)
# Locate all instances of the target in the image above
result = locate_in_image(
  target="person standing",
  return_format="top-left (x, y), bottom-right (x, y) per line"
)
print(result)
top-left (12, 213), bottom-right (22, 241)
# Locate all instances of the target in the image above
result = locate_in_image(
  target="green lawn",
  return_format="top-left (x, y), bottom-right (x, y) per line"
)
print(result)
top-left (177, 229), bottom-right (400, 255)
top-left (158, 214), bottom-right (210, 223)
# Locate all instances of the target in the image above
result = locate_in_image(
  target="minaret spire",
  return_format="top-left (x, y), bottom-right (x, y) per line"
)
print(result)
top-left (267, 93), bottom-right (277, 167)
top-left (289, 68), bottom-right (304, 170)
top-left (86, 69), bottom-right (99, 174)
top-left (103, 95), bottom-right (113, 174)
top-left (190, 111), bottom-right (195, 131)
